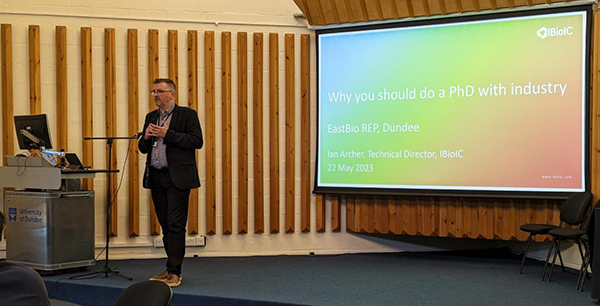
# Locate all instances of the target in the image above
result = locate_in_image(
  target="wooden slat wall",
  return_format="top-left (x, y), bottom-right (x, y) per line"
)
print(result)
top-left (148, 29), bottom-right (161, 236)
top-left (1, 24), bottom-right (14, 165)
top-left (222, 32), bottom-right (233, 235)
top-left (344, 196), bottom-right (562, 240)
top-left (105, 28), bottom-right (118, 236)
top-left (205, 31), bottom-right (217, 235)
top-left (28, 25), bottom-right (41, 115)
top-left (269, 33), bottom-right (280, 233)
top-left (55, 26), bottom-right (68, 151)
top-left (127, 29), bottom-right (140, 237)
top-left (188, 30), bottom-right (200, 235)
top-left (80, 27), bottom-right (93, 191)
top-left (237, 32), bottom-right (249, 234)
top-left (253, 33), bottom-right (265, 233)
top-left (300, 34), bottom-right (310, 233)
top-left (4, 15), bottom-right (597, 244)
top-left (285, 34), bottom-right (295, 233)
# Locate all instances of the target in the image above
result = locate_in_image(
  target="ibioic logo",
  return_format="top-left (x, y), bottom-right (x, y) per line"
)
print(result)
top-left (537, 26), bottom-right (574, 39)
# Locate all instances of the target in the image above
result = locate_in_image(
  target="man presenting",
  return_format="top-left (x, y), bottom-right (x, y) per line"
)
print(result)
top-left (139, 78), bottom-right (203, 287)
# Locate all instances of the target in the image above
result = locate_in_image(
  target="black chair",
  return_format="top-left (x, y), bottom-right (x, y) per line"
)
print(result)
top-left (519, 191), bottom-right (593, 274)
top-left (542, 195), bottom-right (595, 282)
top-left (577, 233), bottom-right (591, 291)
top-left (114, 280), bottom-right (173, 306)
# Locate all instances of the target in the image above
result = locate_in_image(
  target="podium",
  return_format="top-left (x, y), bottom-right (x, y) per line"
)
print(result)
top-left (1, 157), bottom-right (96, 271)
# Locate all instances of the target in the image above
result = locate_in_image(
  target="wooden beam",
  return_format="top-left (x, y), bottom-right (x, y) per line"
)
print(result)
top-left (205, 31), bottom-right (217, 235)
top-left (148, 29), bottom-right (161, 236)
top-left (591, 7), bottom-right (600, 202)
top-left (269, 33), bottom-right (280, 233)
top-left (127, 29), bottom-right (140, 237)
top-left (237, 32), bottom-right (249, 234)
top-left (222, 31), bottom-right (233, 235)
top-left (253, 32), bottom-right (265, 233)
top-left (346, 195), bottom-right (355, 232)
top-left (168, 30), bottom-right (178, 101)
top-left (300, 34), bottom-right (311, 233)
top-left (332, 196), bottom-right (341, 232)
top-left (28, 25), bottom-right (41, 114)
top-left (55, 26), bottom-right (68, 151)
top-left (80, 27), bottom-right (94, 191)
top-left (2, 24), bottom-right (14, 164)
top-left (105, 28), bottom-right (118, 237)
top-left (316, 194), bottom-right (325, 232)
top-left (187, 30), bottom-right (199, 235)
top-left (285, 34), bottom-right (295, 233)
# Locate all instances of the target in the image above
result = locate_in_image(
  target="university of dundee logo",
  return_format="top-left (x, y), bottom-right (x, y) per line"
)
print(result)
top-left (8, 207), bottom-right (17, 222)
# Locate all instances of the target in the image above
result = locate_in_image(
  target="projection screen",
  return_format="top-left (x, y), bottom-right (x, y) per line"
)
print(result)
top-left (315, 5), bottom-right (591, 197)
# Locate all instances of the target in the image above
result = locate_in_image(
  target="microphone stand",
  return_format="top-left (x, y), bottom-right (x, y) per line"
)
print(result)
top-left (70, 134), bottom-right (139, 281)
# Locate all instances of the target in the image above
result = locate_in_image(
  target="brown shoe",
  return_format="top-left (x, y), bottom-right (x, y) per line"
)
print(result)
top-left (164, 274), bottom-right (182, 287)
top-left (149, 270), bottom-right (169, 281)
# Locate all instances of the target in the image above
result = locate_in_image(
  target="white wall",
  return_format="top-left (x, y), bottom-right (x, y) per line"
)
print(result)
top-left (0, 0), bottom-right (585, 271)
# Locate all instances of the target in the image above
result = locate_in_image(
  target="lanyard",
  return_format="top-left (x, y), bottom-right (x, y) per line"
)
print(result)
top-left (157, 110), bottom-right (173, 127)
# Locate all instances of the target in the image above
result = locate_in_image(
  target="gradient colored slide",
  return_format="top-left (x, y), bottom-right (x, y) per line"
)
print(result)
top-left (316, 7), bottom-right (589, 194)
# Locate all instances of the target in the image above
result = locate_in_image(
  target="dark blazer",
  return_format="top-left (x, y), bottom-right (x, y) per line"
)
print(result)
top-left (138, 104), bottom-right (203, 190)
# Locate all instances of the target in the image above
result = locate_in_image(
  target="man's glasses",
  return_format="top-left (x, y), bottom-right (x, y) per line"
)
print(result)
top-left (150, 89), bottom-right (173, 95)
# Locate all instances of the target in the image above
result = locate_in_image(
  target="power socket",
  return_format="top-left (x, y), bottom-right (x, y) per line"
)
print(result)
top-left (185, 237), bottom-right (196, 246)
top-left (195, 235), bottom-right (206, 247)
top-left (153, 237), bottom-right (164, 248)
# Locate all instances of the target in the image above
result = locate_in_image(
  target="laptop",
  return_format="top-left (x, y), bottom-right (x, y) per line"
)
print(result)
top-left (65, 153), bottom-right (83, 170)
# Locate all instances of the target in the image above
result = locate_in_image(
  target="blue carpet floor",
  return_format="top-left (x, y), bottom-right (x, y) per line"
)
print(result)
top-left (43, 249), bottom-right (598, 306)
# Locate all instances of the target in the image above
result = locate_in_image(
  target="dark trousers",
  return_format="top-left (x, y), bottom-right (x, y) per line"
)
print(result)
top-left (149, 167), bottom-right (190, 276)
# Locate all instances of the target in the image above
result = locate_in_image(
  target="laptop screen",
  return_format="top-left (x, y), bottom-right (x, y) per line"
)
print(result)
top-left (65, 153), bottom-right (82, 169)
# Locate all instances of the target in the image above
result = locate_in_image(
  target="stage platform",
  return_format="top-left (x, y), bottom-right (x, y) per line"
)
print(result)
top-left (43, 249), bottom-right (596, 306)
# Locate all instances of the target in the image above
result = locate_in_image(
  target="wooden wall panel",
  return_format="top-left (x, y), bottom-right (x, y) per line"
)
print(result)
top-left (127, 29), bottom-right (140, 237)
top-left (222, 32), bottom-right (233, 235)
top-left (80, 27), bottom-right (94, 191)
top-left (237, 32), bottom-right (249, 234)
top-left (300, 34), bottom-right (311, 232)
top-left (105, 28), bottom-right (118, 237)
top-left (55, 26), bottom-right (68, 151)
top-left (253, 33), bottom-right (265, 233)
top-left (269, 33), bottom-right (280, 233)
top-left (188, 30), bottom-right (199, 235)
top-left (28, 25), bottom-right (41, 114)
top-left (1, 24), bottom-right (14, 164)
top-left (148, 29), bottom-right (161, 236)
top-left (285, 34), bottom-right (295, 233)
top-left (332, 195), bottom-right (341, 232)
top-left (345, 195), bottom-right (355, 232)
top-left (316, 194), bottom-right (325, 232)
top-left (592, 12), bottom-right (600, 206)
top-left (168, 30), bottom-right (178, 101)
top-left (205, 31), bottom-right (217, 235)
top-left (345, 195), bottom-right (561, 240)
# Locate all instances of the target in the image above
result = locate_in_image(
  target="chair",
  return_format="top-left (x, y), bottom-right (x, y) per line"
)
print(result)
top-left (577, 233), bottom-right (590, 291)
top-left (519, 191), bottom-right (592, 274)
top-left (542, 195), bottom-right (595, 282)
top-left (114, 280), bottom-right (173, 306)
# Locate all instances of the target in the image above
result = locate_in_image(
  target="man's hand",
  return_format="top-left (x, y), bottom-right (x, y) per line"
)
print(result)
top-left (146, 123), bottom-right (169, 139)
